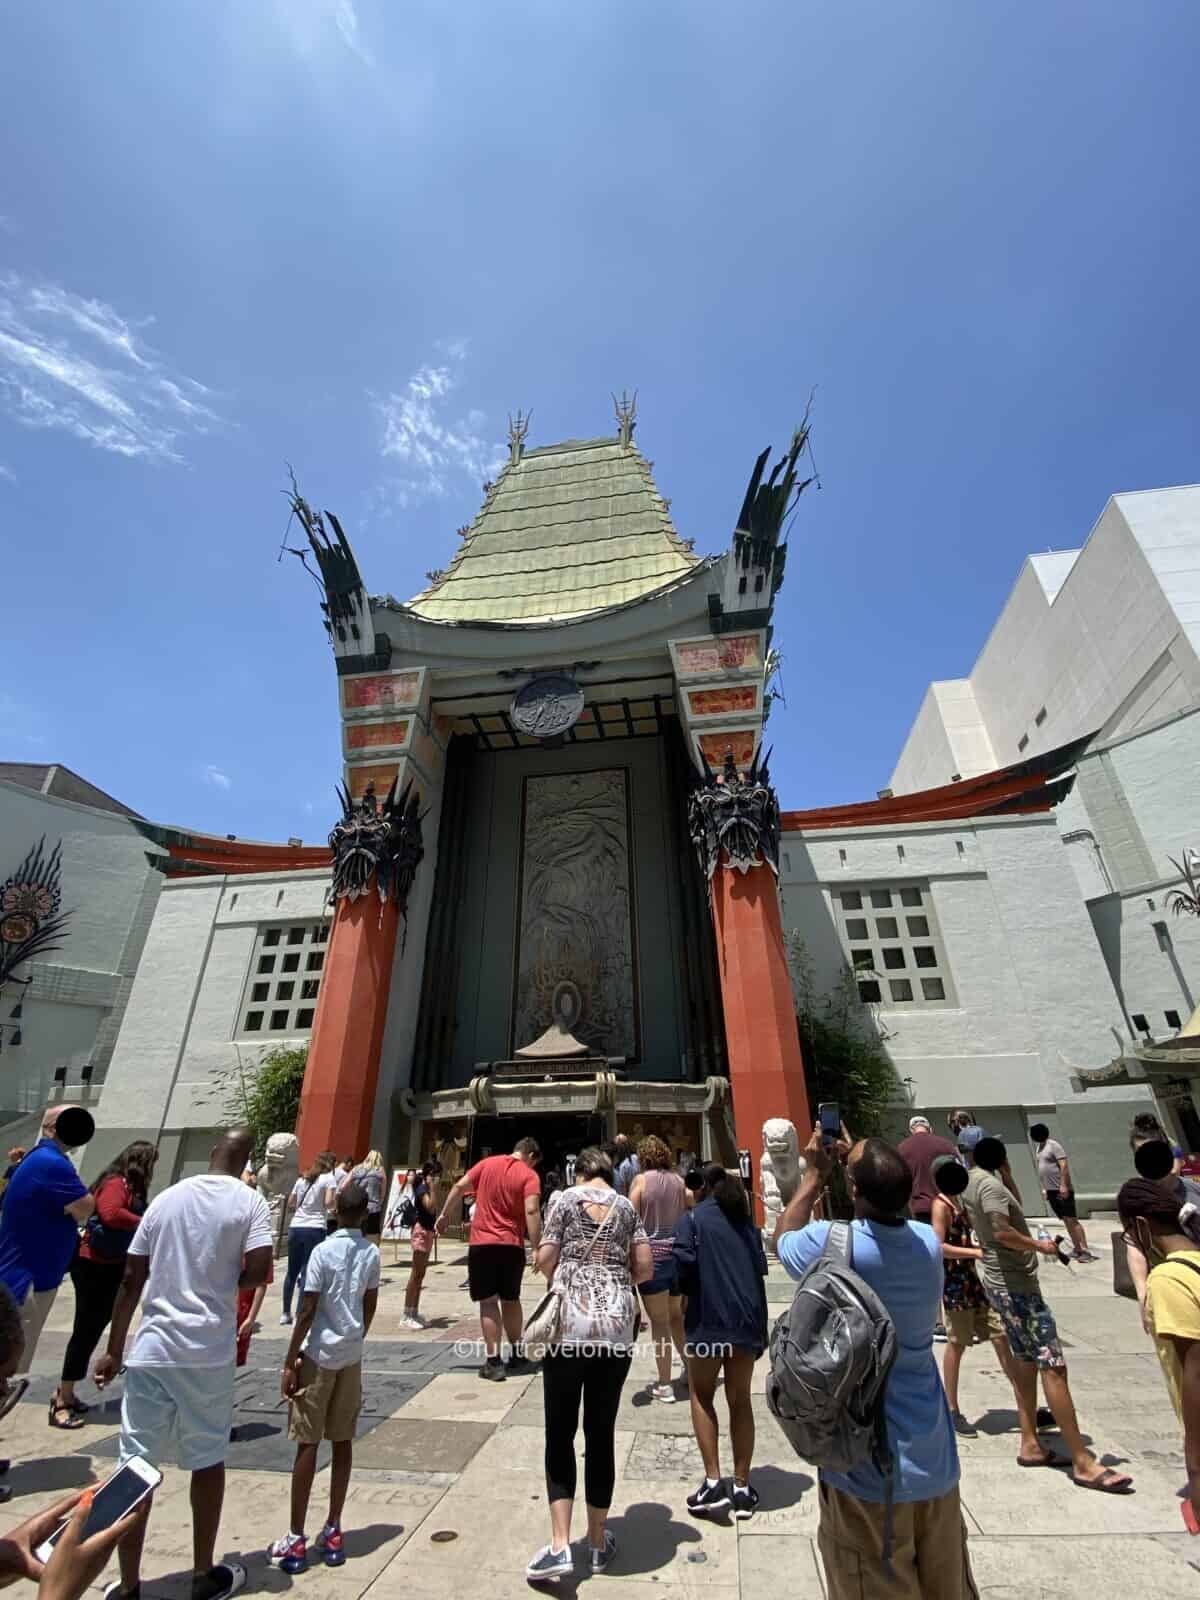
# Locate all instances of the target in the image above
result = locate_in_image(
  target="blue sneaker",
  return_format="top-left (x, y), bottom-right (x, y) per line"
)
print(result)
top-left (315, 1523), bottom-right (345, 1568)
top-left (525, 1544), bottom-right (572, 1582)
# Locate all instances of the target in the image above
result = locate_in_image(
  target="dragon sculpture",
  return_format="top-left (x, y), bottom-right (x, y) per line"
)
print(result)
top-left (687, 747), bottom-right (781, 882)
top-left (328, 779), bottom-right (425, 933)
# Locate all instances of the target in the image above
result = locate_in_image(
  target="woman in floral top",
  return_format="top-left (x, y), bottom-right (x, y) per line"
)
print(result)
top-left (526, 1147), bottom-right (653, 1584)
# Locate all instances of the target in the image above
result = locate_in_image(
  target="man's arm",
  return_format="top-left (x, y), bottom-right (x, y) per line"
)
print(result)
top-left (990, 1214), bottom-right (1057, 1257)
top-left (435, 1175), bottom-right (473, 1234)
top-left (239, 1245), bottom-right (272, 1290)
top-left (281, 1290), bottom-right (320, 1396)
top-left (772, 1123), bottom-right (832, 1250)
top-left (362, 1287), bottom-right (379, 1338)
top-left (94, 1254), bottom-right (150, 1384)
top-left (999, 1161), bottom-right (1022, 1206)
top-left (64, 1193), bottom-right (95, 1224)
top-left (524, 1191), bottom-right (542, 1253)
top-left (1058, 1158), bottom-right (1073, 1198)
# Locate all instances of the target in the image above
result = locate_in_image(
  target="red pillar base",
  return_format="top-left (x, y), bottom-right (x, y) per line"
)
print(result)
top-left (295, 896), bottom-right (399, 1164)
top-left (711, 863), bottom-right (811, 1212)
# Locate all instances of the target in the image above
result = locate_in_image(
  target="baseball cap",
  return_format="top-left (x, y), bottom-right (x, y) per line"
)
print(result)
top-left (908, 1116), bottom-right (932, 1134)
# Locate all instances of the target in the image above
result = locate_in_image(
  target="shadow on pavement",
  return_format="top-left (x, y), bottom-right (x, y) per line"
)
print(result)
top-left (753, 1463), bottom-right (815, 1511)
top-left (605, 1500), bottom-right (701, 1575)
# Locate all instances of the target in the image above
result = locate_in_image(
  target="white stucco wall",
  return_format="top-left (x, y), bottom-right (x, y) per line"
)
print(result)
top-left (98, 868), bottom-right (331, 1174)
top-left (890, 486), bottom-right (1200, 794)
top-left (0, 780), bottom-right (163, 1122)
top-left (889, 681), bottom-right (996, 795)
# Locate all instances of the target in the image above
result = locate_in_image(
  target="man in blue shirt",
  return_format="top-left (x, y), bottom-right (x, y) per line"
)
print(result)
top-left (0, 1104), bottom-right (95, 1375)
top-left (774, 1125), bottom-right (976, 1600)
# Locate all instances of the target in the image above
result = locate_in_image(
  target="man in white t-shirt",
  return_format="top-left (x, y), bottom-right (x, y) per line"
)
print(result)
top-left (95, 1128), bottom-right (273, 1600)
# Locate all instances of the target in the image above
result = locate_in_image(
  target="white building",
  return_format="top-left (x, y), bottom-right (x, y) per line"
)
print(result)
top-left (889, 484), bottom-right (1200, 1167)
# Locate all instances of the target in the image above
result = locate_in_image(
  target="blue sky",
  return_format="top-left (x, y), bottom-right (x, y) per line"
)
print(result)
top-left (2, 1), bottom-right (1198, 841)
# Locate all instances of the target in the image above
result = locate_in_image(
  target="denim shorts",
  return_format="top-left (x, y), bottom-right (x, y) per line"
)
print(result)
top-left (119, 1364), bottom-right (235, 1472)
top-left (985, 1286), bottom-right (1065, 1371)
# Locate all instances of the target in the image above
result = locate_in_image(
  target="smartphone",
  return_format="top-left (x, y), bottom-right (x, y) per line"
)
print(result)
top-left (818, 1103), bottom-right (840, 1146)
top-left (35, 1458), bottom-right (162, 1562)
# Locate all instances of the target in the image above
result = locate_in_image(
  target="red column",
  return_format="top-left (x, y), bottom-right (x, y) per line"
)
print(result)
top-left (711, 862), bottom-right (811, 1212)
top-left (294, 895), bottom-right (399, 1163)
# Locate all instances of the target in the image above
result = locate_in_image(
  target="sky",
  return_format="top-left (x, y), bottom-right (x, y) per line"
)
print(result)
top-left (1, 1), bottom-right (1198, 842)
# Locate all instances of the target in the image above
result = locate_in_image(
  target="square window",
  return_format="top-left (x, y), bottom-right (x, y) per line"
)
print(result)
top-left (841, 890), bottom-right (863, 911)
top-left (1167, 1009), bottom-right (1183, 1030)
top-left (263, 929), bottom-right (282, 947)
top-left (900, 887), bottom-right (922, 907)
top-left (296, 1008), bottom-right (314, 1028)
top-left (1035, 707), bottom-right (1047, 726)
top-left (316, 923), bottom-right (330, 942)
top-left (287, 927), bottom-right (305, 945)
top-left (913, 946), bottom-right (937, 969)
top-left (889, 979), bottom-right (914, 1002)
top-left (282, 952), bottom-right (301, 973)
top-left (906, 916), bottom-right (930, 937)
top-left (306, 951), bottom-right (325, 972)
top-left (1018, 733), bottom-right (1029, 752)
top-left (244, 1011), bottom-right (263, 1032)
top-left (251, 982), bottom-right (269, 1002)
top-left (276, 981), bottom-right (295, 1001)
top-left (851, 949), bottom-right (875, 971)
top-left (857, 979), bottom-right (882, 1003)
top-left (876, 917), bottom-right (899, 939)
top-left (870, 889), bottom-right (892, 909)
top-left (257, 955), bottom-right (276, 975)
top-left (269, 1009), bottom-right (290, 1030)
top-left (921, 977), bottom-right (946, 1001)
top-left (882, 947), bottom-right (906, 970)
top-left (846, 918), bottom-right (869, 939)
top-left (301, 978), bottom-right (320, 1000)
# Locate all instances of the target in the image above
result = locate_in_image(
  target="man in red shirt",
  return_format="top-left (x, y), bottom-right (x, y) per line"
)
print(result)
top-left (898, 1116), bottom-right (959, 1226)
top-left (435, 1137), bottom-right (543, 1380)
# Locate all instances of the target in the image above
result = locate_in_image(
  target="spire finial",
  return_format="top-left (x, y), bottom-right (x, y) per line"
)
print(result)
top-left (507, 409), bottom-right (531, 464)
top-left (613, 389), bottom-right (638, 447)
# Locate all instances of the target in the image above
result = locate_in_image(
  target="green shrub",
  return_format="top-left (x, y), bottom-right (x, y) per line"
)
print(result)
top-left (219, 1044), bottom-right (308, 1163)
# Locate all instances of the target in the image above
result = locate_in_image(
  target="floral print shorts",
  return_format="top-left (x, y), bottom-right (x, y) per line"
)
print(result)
top-left (985, 1286), bottom-right (1065, 1370)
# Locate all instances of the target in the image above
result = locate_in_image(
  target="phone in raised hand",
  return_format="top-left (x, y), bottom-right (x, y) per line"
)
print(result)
top-left (34, 1458), bottom-right (162, 1562)
top-left (818, 1103), bottom-right (841, 1149)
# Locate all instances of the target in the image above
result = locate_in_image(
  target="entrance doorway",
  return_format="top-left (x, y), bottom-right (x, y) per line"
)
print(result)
top-left (467, 1112), bottom-right (608, 1184)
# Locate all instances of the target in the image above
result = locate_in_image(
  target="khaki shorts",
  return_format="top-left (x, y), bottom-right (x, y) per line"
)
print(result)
top-left (818, 1482), bottom-right (979, 1600)
top-left (944, 1305), bottom-right (1003, 1349)
top-left (288, 1355), bottom-right (362, 1444)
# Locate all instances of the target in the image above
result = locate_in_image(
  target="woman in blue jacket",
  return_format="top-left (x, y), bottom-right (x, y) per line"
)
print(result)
top-left (672, 1162), bottom-right (768, 1522)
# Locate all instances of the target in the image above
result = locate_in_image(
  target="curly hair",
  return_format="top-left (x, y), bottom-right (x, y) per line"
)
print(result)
top-left (637, 1134), bottom-right (673, 1172)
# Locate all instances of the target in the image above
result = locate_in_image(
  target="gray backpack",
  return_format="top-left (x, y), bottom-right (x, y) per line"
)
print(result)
top-left (766, 1222), bottom-right (899, 1557)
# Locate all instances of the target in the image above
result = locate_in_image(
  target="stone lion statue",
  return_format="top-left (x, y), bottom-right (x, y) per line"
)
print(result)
top-left (257, 1131), bottom-right (300, 1255)
top-left (761, 1118), bottom-right (805, 1254)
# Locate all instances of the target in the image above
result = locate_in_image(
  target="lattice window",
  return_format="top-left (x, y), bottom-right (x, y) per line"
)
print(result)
top-left (237, 921), bottom-right (331, 1037)
top-left (832, 884), bottom-right (955, 1009)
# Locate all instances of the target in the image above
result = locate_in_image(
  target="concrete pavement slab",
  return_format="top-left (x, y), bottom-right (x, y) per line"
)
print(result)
top-left (967, 1533), bottom-right (1200, 1597)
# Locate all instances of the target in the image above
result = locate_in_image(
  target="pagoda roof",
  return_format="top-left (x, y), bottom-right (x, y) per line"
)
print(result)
top-left (402, 435), bottom-right (700, 626)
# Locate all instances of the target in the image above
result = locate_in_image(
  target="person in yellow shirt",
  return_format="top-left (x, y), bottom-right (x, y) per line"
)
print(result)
top-left (1117, 1177), bottom-right (1200, 1525)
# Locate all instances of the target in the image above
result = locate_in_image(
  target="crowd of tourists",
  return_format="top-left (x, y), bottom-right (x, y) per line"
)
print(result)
top-left (0, 1099), bottom-right (1198, 1599)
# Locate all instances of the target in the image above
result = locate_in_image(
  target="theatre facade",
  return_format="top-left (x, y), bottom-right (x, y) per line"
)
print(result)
top-left (94, 408), bottom-right (1160, 1205)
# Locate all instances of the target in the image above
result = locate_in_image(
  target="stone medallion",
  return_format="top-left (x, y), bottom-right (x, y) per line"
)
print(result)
top-left (510, 674), bottom-right (585, 741)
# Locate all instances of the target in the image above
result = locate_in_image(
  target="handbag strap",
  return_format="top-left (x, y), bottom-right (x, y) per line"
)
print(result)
top-left (571, 1189), bottom-right (620, 1267)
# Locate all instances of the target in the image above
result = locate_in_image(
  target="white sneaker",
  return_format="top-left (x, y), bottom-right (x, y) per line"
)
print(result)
top-left (279, 1312), bottom-right (293, 1326)
top-left (525, 1545), bottom-right (572, 1582)
top-left (649, 1383), bottom-right (676, 1403)
top-left (402, 1312), bottom-right (426, 1329)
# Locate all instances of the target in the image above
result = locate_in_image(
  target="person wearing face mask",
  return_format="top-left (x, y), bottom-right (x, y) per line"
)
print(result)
top-left (0, 1104), bottom-right (96, 1376)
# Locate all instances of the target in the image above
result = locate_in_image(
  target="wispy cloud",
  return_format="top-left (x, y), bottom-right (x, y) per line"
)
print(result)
top-left (203, 764), bottom-right (232, 791)
top-left (373, 342), bottom-right (505, 509)
top-left (0, 464), bottom-right (13, 483)
top-left (334, 0), bottom-right (373, 65)
top-left (0, 275), bottom-right (222, 463)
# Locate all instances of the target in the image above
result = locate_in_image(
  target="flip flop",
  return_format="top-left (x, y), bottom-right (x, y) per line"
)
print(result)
top-left (1017, 1451), bottom-right (1069, 1469)
top-left (1072, 1467), bottom-right (1133, 1494)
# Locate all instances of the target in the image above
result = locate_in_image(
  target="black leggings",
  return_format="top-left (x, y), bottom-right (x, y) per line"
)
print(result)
top-left (61, 1253), bottom-right (124, 1383)
top-left (542, 1349), bottom-right (632, 1508)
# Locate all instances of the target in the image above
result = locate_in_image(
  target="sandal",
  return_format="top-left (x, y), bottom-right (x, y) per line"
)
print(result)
top-left (48, 1400), bottom-right (85, 1431)
top-left (1017, 1450), bottom-right (1069, 1469)
top-left (1071, 1467), bottom-right (1133, 1494)
top-left (61, 1395), bottom-right (91, 1416)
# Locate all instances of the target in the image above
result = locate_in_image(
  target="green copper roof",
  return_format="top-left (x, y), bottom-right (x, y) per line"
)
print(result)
top-left (405, 435), bottom-right (699, 625)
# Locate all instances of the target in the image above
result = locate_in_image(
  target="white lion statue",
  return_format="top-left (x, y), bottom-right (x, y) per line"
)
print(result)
top-left (761, 1118), bottom-right (805, 1254)
top-left (257, 1131), bottom-right (300, 1256)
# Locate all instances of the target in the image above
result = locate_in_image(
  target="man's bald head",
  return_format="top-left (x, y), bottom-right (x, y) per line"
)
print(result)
top-left (210, 1127), bottom-right (255, 1176)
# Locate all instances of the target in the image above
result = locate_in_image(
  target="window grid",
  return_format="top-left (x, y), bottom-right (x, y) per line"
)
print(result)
top-left (832, 883), bottom-right (955, 1009)
top-left (238, 920), bottom-right (332, 1038)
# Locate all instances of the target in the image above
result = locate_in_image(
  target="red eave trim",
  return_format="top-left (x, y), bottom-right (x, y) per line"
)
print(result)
top-left (162, 841), bottom-right (332, 878)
